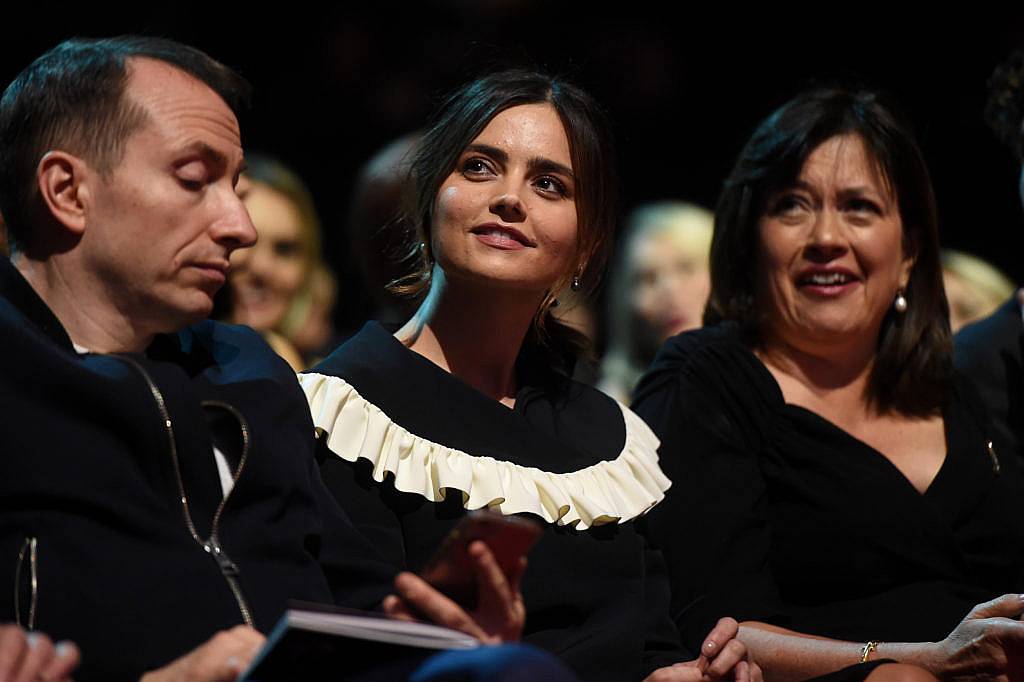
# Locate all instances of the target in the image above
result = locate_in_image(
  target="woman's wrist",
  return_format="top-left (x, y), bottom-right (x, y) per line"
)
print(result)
top-left (874, 641), bottom-right (942, 674)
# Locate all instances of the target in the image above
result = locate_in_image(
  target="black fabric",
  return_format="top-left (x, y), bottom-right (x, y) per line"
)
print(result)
top-left (311, 322), bottom-right (690, 681)
top-left (633, 322), bottom-right (1024, 653)
top-left (955, 295), bottom-right (1024, 465)
top-left (0, 257), bottom-right (395, 681)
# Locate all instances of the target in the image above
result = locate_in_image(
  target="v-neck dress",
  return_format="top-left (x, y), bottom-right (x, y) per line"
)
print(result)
top-left (632, 323), bottom-right (1024, 653)
top-left (299, 322), bottom-right (687, 681)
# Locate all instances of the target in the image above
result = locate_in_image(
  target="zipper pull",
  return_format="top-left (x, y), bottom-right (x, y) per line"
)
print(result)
top-left (987, 440), bottom-right (1001, 475)
top-left (204, 539), bottom-right (240, 577)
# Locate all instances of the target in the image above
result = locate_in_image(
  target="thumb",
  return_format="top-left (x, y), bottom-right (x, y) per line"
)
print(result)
top-left (967, 594), bottom-right (1024, 620)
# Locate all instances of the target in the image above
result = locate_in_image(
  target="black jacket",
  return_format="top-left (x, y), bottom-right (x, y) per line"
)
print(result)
top-left (0, 258), bottom-right (394, 680)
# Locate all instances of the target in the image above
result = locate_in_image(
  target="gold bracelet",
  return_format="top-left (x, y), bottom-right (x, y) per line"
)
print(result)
top-left (859, 641), bottom-right (880, 663)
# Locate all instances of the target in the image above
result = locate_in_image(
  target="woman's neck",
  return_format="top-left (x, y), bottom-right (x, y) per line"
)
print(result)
top-left (395, 268), bottom-right (544, 407)
top-left (755, 332), bottom-right (878, 424)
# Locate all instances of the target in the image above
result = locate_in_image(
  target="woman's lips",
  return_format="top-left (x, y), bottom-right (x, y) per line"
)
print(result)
top-left (471, 224), bottom-right (536, 250)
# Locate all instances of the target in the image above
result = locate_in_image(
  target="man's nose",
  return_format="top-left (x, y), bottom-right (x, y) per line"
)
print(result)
top-left (214, 191), bottom-right (258, 252)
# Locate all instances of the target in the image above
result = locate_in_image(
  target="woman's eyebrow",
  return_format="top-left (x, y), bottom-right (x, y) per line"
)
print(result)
top-left (528, 157), bottom-right (574, 180)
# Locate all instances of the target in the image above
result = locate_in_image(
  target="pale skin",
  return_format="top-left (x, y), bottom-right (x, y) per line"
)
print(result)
top-left (736, 135), bottom-right (1023, 680)
top-left (396, 102), bottom-right (759, 681)
top-left (14, 58), bottom-right (525, 682)
top-left (0, 625), bottom-right (80, 682)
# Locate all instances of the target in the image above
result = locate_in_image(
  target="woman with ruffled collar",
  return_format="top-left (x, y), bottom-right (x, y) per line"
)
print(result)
top-left (300, 70), bottom-right (759, 682)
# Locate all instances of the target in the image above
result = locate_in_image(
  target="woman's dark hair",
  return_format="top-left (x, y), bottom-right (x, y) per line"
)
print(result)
top-left (393, 69), bottom-right (617, 361)
top-left (707, 88), bottom-right (951, 417)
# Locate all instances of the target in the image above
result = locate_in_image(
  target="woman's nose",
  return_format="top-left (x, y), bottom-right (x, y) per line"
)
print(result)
top-left (489, 189), bottom-right (527, 223)
top-left (805, 210), bottom-right (848, 261)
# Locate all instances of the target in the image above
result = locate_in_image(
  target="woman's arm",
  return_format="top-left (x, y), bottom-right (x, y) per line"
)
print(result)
top-left (740, 594), bottom-right (1024, 681)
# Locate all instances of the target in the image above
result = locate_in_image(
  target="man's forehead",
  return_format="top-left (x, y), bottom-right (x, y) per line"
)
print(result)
top-left (123, 57), bottom-right (243, 159)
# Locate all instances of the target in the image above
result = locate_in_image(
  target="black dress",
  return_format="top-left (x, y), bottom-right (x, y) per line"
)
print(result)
top-left (632, 323), bottom-right (1024, 653)
top-left (301, 322), bottom-right (689, 682)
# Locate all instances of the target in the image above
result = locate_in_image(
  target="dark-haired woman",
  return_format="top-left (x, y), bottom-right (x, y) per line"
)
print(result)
top-left (633, 88), bottom-right (1024, 681)
top-left (300, 71), bottom-right (759, 681)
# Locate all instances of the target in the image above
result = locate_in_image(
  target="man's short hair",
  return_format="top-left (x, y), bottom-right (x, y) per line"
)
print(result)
top-left (0, 36), bottom-right (251, 251)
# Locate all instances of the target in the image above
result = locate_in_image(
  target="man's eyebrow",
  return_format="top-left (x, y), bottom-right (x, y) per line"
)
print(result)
top-left (180, 141), bottom-right (231, 172)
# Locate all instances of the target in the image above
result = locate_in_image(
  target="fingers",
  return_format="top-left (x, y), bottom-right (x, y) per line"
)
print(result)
top-left (749, 661), bottom-right (764, 682)
top-left (40, 640), bottom-right (80, 682)
top-left (967, 594), bottom-right (1024, 621)
top-left (706, 638), bottom-right (750, 679)
top-left (391, 572), bottom-right (486, 641)
top-left (0, 625), bottom-right (29, 681)
top-left (641, 662), bottom-right (704, 682)
top-left (701, 617), bottom-right (740, 661)
top-left (0, 627), bottom-right (79, 682)
top-left (13, 632), bottom-right (55, 682)
top-left (468, 542), bottom-right (513, 606)
top-left (382, 594), bottom-right (418, 622)
top-left (467, 541), bottom-right (524, 643)
top-left (191, 625), bottom-right (266, 682)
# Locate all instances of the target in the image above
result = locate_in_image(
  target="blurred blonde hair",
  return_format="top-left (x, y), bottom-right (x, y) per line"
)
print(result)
top-left (942, 249), bottom-right (1015, 331)
top-left (599, 202), bottom-right (713, 401)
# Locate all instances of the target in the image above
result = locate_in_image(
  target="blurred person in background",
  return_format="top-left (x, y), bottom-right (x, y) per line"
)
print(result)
top-left (956, 47), bottom-right (1024, 463)
top-left (941, 249), bottom-right (1014, 332)
top-left (599, 202), bottom-right (713, 401)
top-left (225, 154), bottom-right (338, 369)
top-left (348, 133), bottom-right (423, 326)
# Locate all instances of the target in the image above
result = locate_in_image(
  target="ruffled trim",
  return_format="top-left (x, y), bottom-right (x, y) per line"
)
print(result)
top-left (300, 372), bottom-right (671, 530)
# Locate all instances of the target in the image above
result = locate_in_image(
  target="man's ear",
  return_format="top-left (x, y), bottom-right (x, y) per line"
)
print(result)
top-left (36, 151), bottom-right (92, 236)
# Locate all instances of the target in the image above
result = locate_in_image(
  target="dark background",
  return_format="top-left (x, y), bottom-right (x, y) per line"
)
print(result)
top-left (5, 6), bottom-right (1024, 336)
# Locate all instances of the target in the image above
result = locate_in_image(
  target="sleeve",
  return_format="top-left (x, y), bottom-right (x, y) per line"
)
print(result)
top-left (640, 543), bottom-right (694, 675)
top-left (632, 331), bottom-right (788, 652)
top-left (309, 440), bottom-right (400, 610)
top-left (316, 437), bottom-right (409, 571)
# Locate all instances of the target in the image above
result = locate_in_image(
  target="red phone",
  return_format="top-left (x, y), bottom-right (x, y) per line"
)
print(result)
top-left (419, 510), bottom-right (542, 610)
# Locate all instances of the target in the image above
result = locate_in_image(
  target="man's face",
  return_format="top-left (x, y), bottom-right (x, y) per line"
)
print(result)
top-left (80, 58), bottom-right (256, 334)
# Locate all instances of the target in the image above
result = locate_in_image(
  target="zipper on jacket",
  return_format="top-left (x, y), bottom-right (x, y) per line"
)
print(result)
top-left (13, 536), bottom-right (37, 630)
top-left (113, 355), bottom-right (255, 627)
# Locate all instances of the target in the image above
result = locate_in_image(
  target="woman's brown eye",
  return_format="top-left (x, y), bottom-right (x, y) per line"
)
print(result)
top-left (273, 240), bottom-right (301, 258)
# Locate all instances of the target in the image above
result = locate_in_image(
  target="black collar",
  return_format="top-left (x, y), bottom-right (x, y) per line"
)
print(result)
top-left (0, 255), bottom-right (75, 350)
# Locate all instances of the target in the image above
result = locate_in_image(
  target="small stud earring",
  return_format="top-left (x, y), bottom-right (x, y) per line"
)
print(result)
top-left (894, 289), bottom-right (908, 314)
top-left (571, 272), bottom-right (582, 292)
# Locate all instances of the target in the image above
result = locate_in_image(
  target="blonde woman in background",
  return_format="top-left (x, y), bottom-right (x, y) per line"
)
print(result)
top-left (941, 249), bottom-right (1014, 332)
top-left (599, 202), bottom-right (713, 402)
top-left (227, 155), bottom-right (337, 369)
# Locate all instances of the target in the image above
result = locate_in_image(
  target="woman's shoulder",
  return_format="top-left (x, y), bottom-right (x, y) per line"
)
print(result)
top-left (633, 322), bottom-right (778, 407)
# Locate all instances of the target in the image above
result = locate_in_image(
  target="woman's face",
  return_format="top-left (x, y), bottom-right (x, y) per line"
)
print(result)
top-left (630, 230), bottom-right (710, 342)
top-left (431, 103), bottom-right (578, 299)
top-left (229, 181), bottom-right (308, 331)
top-left (756, 134), bottom-right (913, 354)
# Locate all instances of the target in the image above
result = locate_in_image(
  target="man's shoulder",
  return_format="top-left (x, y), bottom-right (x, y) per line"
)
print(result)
top-left (955, 294), bottom-right (1023, 370)
top-left (176, 319), bottom-right (297, 383)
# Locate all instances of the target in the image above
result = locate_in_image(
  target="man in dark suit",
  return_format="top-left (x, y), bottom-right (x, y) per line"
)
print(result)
top-left (955, 49), bottom-right (1024, 463)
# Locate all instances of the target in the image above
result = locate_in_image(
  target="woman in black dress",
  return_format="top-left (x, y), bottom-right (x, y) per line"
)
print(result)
top-left (633, 88), bottom-right (1024, 681)
top-left (300, 70), bottom-right (758, 682)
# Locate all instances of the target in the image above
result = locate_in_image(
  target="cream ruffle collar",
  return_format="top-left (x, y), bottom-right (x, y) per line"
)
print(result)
top-left (300, 372), bottom-right (671, 530)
